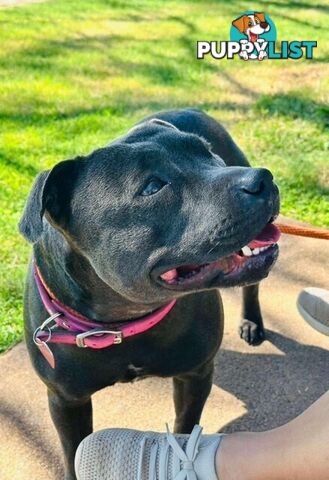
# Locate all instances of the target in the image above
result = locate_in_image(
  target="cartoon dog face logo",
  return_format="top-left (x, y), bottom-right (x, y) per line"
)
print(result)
top-left (232, 13), bottom-right (270, 42)
top-left (232, 12), bottom-right (271, 61)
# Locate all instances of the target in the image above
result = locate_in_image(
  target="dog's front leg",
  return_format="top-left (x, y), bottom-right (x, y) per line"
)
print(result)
top-left (239, 283), bottom-right (265, 345)
top-left (173, 360), bottom-right (214, 433)
top-left (48, 389), bottom-right (92, 480)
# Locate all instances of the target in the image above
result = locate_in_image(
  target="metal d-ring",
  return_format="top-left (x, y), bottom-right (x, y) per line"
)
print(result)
top-left (33, 312), bottom-right (62, 346)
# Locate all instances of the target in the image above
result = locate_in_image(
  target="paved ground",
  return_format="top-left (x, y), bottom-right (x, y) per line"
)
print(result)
top-left (0, 217), bottom-right (328, 479)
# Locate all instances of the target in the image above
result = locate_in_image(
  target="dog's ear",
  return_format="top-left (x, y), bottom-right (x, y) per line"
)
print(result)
top-left (19, 170), bottom-right (51, 243)
top-left (125, 118), bottom-right (180, 143)
top-left (232, 15), bottom-right (247, 33)
top-left (255, 12), bottom-right (266, 23)
top-left (19, 157), bottom-right (84, 243)
top-left (147, 119), bottom-right (180, 131)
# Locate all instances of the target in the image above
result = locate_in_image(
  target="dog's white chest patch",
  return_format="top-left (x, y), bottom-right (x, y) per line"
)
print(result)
top-left (127, 363), bottom-right (144, 380)
top-left (128, 363), bottom-right (143, 373)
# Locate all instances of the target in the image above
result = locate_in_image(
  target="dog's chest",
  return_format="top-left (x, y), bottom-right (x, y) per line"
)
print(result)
top-left (116, 338), bottom-right (212, 385)
top-left (122, 363), bottom-right (147, 382)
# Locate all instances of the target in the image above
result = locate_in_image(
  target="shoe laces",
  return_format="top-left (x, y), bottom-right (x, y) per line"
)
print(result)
top-left (138, 424), bottom-right (203, 480)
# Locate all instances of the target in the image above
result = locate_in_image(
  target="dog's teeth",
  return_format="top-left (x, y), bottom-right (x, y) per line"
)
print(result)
top-left (252, 248), bottom-right (260, 255)
top-left (241, 246), bottom-right (252, 257)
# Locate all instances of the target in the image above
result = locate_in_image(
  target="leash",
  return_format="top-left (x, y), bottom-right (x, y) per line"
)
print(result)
top-left (275, 223), bottom-right (329, 240)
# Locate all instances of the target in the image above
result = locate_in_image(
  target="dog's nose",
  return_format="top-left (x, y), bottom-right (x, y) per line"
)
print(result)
top-left (260, 22), bottom-right (268, 29)
top-left (241, 168), bottom-right (273, 195)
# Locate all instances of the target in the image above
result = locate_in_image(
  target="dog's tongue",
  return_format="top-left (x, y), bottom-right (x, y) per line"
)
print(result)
top-left (250, 32), bottom-right (258, 42)
top-left (160, 269), bottom-right (178, 281)
top-left (160, 264), bottom-right (198, 281)
top-left (248, 223), bottom-right (281, 248)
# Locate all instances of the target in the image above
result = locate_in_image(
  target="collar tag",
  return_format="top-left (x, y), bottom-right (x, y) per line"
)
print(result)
top-left (35, 340), bottom-right (55, 369)
top-left (33, 312), bottom-right (61, 369)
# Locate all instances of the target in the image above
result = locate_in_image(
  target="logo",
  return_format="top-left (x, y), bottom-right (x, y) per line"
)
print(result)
top-left (197, 11), bottom-right (317, 61)
top-left (230, 12), bottom-right (276, 61)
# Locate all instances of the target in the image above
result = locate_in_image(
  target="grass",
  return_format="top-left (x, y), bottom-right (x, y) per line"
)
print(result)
top-left (0, 0), bottom-right (328, 352)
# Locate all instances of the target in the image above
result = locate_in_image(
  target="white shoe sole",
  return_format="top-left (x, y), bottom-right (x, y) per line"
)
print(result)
top-left (297, 302), bottom-right (329, 336)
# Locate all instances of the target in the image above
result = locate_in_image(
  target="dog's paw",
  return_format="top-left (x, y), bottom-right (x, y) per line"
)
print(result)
top-left (258, 50), bottom-right (267, 61)
top-left (240, 51), bottom-right (249, 61)
top-left (239, 319), bottom-right (265, 346)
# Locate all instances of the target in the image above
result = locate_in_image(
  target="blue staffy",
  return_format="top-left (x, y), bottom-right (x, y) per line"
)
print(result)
top-left (19, 109), bottom-right (280, 479)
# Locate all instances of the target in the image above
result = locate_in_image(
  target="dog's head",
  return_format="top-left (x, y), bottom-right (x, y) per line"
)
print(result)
top-left (232, 13), bottom-right (270, 41)
top-left (19, 119), bottom-right (280, 304)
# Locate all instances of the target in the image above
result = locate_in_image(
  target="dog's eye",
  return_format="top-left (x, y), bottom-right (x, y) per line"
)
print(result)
top-left (255, 19), bottom-right (260, 24)
top-left (140, 178), bottom-right (167, 196)
top-left (248, 21), bottom-right (253, 26)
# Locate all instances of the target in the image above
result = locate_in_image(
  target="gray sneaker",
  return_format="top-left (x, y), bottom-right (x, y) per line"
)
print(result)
top-left (75, 424), bottom-right (224, 480)
top-left (297, 288), bottom-right (329, 336)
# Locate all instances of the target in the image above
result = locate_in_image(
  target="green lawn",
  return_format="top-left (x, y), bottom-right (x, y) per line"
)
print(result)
top-left (0, 0), bottom-right (328, 352)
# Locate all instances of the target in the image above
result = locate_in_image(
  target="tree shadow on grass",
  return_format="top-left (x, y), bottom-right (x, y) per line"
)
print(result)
top-left (214, 330), bottom-right (329, 432)
top-left (251, 93), bottom-right (329, 208)
top-left (278, 11), bottom-right (326, 30)
top-left (254, 93), bottom-right (329, 128)
top-left (0, 150), bottom-right (39, 177)
top-left (0, 95), bottom-right (251, 132)
top-left (256, 0), bottom-right (329, 14)
top-left (0, 33), bottom-right (128, 77)
top-left (1, 13), bottom-right (326, 139)
top-left (206, 0), bottom-right (329, 27)
top-left (311, 54), bottom-right (329, 63)
top-left (170, 14), bottom-right (260, 100)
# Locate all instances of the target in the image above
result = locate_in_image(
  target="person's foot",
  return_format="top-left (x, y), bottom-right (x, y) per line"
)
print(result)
top-left (297, 287), bottom-right (329, 336)
top-left (75, 425), bottom-right (224, 480)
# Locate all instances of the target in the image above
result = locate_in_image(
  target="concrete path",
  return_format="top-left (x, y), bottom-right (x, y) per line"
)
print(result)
top-left (0, 217), bottom-right (328, 479)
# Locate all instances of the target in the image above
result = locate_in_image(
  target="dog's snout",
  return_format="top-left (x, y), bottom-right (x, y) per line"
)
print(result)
top-left (260, 21), bottom-right (268, 29)
top-left (241, 168), bottom-right (273, 196)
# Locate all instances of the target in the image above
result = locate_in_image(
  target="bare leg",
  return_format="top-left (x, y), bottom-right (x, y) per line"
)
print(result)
top-left (217, 390), bottom-right (329, 480)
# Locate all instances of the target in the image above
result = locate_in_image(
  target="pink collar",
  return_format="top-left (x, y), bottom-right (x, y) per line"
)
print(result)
top-left (33, 263), bottom-right (176, 369)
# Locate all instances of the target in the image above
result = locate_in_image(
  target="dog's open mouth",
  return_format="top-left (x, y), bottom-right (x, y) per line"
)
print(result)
top-left (157, 223), bottom-right (280, 289)
top-left (250, 32), bottom-right (258, 42)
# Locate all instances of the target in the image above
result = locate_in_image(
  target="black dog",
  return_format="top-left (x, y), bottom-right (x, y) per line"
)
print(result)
top-left (19, 109), bottom-right (279, 479)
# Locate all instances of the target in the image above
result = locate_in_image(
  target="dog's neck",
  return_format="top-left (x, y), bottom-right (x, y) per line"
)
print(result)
top-left (33, 225), bottom-right (164, 323)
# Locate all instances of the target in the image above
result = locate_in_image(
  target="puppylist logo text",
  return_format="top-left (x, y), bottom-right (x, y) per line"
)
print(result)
top-left (197, 11), bottom-right (317, 61)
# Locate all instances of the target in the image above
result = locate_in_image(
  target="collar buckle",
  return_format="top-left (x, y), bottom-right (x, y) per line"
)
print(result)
top-left (75, 329), bottom-right (123, 348)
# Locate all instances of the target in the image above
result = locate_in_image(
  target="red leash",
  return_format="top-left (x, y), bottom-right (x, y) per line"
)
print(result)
top-left (276, 223), bottom-right (329, 240)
